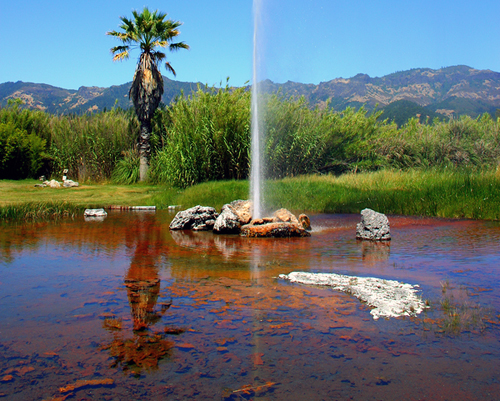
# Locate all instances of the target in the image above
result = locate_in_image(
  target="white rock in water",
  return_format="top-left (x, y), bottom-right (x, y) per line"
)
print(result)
top-left (84, 208), bottom-right (107, 217)
top-left (279, 271), bottom-right (426, 320)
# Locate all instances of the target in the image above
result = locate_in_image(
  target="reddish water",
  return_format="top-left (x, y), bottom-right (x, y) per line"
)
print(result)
top-left (0, 212), bottom-right (499, 400)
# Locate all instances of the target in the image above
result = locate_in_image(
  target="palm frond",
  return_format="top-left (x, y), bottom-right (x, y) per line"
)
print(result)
top-left (164, 62), bottom-right (176, 77)
top-left (168, 42), bottom-right (190, 52)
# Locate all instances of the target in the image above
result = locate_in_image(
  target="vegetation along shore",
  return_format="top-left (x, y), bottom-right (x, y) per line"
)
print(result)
top-left (1, 81), bottom-right (500, 221)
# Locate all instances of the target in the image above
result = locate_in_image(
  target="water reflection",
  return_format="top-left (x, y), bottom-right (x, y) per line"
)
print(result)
top-left (0, 213), bottom-right (499, 399)
top-left (359, 240), bottom-right (391, 264)
top-left (101, 213), bottom-right (174, 374)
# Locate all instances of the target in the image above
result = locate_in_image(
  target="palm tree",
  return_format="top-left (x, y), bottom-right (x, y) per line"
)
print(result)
top-left (107, 7), bottom-right (189, 181)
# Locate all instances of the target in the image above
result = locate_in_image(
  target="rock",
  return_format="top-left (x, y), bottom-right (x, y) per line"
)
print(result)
top-left (273, 208), bottom-right (299, 225)
top-left (213, 205), bottom-right (242, 234)
top-left (43, 179), bottom-right (61, 188)
top-left (63, 179), bottom-right (79, 187)
top-left (169, 205), bottom-right (219, 231)
top-left (84, 208), bottom-right (108, 217)
top-left (241, 222), bottom-right (311, 238)
top-left (213, 200), bottom-right (253, 234)
top-left (229, 200), bottom-right (252, 224)
top-left (356, 208), bottom-right (391, 241)
top-left (240, 208), bottom-right (310, 238)
top-left (298, 214), bottom-right (311, 230)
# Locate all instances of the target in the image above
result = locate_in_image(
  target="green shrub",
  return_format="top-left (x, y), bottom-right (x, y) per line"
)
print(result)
top-left (263, 96), bottom-right (383, 178)
top-left (0, 122), bottom-right (47, 179)
top-left (49, 111), bottom-right (138, 182)
top-left (112, 149), bottom-right (140, 184)
top-left (373, 114), bottom-right (500, 169)
top-left (149, 83), bottom-right (251, 187)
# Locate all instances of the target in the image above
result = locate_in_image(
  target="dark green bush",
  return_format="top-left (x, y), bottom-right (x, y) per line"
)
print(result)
top-left (0, 121), bottom-right (47, 179)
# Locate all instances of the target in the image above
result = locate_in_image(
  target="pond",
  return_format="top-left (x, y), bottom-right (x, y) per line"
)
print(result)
top-left (1, 211), bottom-right (499, 400)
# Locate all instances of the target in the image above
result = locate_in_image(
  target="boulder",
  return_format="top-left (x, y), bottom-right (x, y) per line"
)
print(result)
top-left (169, 205), bottom-right (218, 231)
top-left (84, 209), bottom-right (108, 222)
top-left (241, 222), bottom-right (311, 238)
top-left (240, 208), bottom-right (311, 238)
top-left (273, 208), bottom-right (299, 225)
top-left (356, 208), bottom-right (391, 241)
top-left (228, 200), bottom-right (252, 224)
top-left (213, 205), bottom-right (242, 234)
top-left (298, 214), bottom-right (311, 231)
top-left (213, 200), bottom-right (253, 234)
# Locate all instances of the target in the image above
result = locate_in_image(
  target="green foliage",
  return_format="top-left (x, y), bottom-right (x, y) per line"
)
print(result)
top-left (263, 95), bottom-right (383, 178)
top-left (49, 111), bottom-right (139, 182)
top-left (0, 201), bottom-right (82, 221)
top-left (379, 99), bottom-right (445, 126)
top-left (112, 149), bottom-right (140, 184)
top-left (149, 83), bottom-right (251, 187)
top-left (0, 121), bottom-right (47, 179)
top-left (374, 114), bottom-right (500, 169)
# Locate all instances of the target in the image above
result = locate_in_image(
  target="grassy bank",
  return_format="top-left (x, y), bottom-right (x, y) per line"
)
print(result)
top-left (2, 169), bottom-right (500, 221)
top-left (171, 169), bottom-right (500, 220)
top-left (0, 180), bottom-right (176, 220)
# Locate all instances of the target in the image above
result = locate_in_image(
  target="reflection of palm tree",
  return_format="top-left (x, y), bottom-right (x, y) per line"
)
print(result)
top-left (102, 213), bottom-right (174, 374)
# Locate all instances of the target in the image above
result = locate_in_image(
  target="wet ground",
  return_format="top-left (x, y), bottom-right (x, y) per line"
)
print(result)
top-left (0, 211), bottom-right (499, 400)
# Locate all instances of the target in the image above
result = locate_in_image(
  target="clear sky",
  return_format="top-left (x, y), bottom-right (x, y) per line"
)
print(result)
top-left (1, 0), bottom-right (499, 90)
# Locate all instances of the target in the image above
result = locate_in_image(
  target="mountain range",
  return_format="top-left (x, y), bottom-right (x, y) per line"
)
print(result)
top-left (1, 65), bottom-right (499, 124)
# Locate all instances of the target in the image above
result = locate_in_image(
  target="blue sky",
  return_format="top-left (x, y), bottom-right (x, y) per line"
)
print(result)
top-left (1, 0), bottom-right (499, 90)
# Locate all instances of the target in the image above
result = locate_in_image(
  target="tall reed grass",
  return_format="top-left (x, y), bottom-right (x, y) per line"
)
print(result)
top-left (149, 83), bottom-right (251, 187)
top-left (49, 111), bottom-right (138, 182)
top-left (0, 201), bottom-right (83, 221)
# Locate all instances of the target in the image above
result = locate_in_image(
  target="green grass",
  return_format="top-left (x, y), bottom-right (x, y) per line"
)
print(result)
top-left (0, 180), bottom-right (176, 220)
top-left (2, 168), bottom-right (500, 221)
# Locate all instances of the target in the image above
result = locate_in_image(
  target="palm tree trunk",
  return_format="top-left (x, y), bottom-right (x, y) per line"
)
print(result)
top-left (139, 120), bottom-right (151, 181)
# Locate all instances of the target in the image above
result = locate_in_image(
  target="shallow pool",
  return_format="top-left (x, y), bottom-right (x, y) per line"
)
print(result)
top-left (1, 212), bottom-right (499, 400)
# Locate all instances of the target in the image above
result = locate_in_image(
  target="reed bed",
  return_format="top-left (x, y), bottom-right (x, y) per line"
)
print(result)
top-left (0, 201), bottom-right (84, 221)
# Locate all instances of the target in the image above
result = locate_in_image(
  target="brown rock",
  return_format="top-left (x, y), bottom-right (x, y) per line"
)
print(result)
top-left (298, 214), bottom-right (311, 230)
top-left (273, 208), bottom-right (299, 225)
top-left (229, 200), bottom-right (252, 225)
top-left (240, 222), bottom-right (311, 238)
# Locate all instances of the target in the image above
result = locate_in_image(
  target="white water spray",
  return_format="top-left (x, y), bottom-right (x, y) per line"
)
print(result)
top-left (250, 0), bottom-right (263, 219)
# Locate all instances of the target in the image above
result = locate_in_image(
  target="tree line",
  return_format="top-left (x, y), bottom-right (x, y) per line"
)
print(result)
top-left (1, 88), bottom-right (499, 185)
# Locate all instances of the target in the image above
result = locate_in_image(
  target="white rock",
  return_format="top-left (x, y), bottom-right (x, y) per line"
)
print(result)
top-left (279, 271), bottom-right (426, 320)
top-left (43, 179), bottom-right (61, 188)
top-left (84, 208), bottom-right (108, 217)
top-left (63, 179), bottom-right (79, 187)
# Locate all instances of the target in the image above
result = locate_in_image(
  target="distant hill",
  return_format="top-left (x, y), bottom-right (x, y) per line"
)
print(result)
top-left (1, 66), bottom-right (499, 121)
top-left (0, 78), bottom-right (200, 114)
top-left (378, 100), bottom-right (448, 126)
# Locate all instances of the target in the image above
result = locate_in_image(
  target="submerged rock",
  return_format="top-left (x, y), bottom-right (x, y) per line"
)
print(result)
top-left (356, 208), bottom-right (391, 241)
top-left (279, 271), bottom-right (427, 320)
top-left (169, 205), bottom-right (218, 231)
top-left (213, 200), bottom-right (252, 234)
